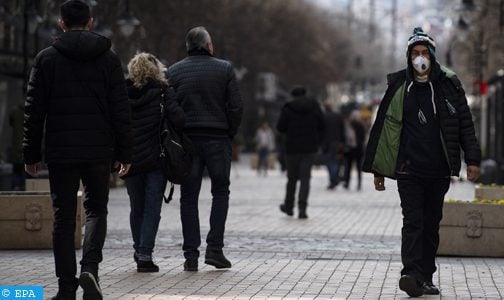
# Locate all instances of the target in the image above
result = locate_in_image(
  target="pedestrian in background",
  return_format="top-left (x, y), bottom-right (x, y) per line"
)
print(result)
top-left (275, 133), bottom-right (287, 172)
top-left (23, 1), bottom-right (132, 299)
top-left (342, 110), bottom-right (366, 191)
top-left (277, 86), bottom-right (325, 219)
top-left (255, 120), bottom-right (275, 176)
top-left (168, 26), bottom-right (243, 271)
top-left (321, 102), bottom-right (345, 190)
top-left (123, 53), bottom-right (185, 273)
top-left (363, 27), bottom-right (481, 297)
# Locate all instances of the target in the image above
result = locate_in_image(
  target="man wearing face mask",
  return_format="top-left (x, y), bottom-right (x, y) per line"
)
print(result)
top-left (363, 27), bottom-right (481, 297)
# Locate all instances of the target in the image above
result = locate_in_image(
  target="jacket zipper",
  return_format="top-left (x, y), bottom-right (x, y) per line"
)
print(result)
top-left (445, 98), bottom-right (456, 115)
top-left (433, 94), bottom-right (452, 174)
top-left (439, 128), bottom-right (452, 173)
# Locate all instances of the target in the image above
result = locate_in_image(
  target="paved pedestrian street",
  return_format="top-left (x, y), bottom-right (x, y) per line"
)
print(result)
top-left (1, 155), bottom-right (504, 299)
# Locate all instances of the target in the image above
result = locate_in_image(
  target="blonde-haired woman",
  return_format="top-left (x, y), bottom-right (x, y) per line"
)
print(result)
top-left (123, 52), bottom-right (184, 272)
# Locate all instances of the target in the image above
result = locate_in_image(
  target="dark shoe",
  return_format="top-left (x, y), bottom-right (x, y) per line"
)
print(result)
top-left (184, 259), bottom-right (198, 271)
top-left (422, 281), bottom-right (440, 295)
top-left (137, 260), bottom-right (159, 272)
top-left (51, 278), bottom-right (78, 300)
top-left (298, 211), bottom-right (308, 219)
top-left (133, 252), bottom-right (138, 263)
top-left (399, 275), bottom-right (423, 297)
top-left (79, 272), bottom-right (103, 300)
top-left (279, 204), bottom-right (293, 216)
top-left (50, 290), bottom-right (76, 300)
top-left (205, 251), bottom-right (232, 269)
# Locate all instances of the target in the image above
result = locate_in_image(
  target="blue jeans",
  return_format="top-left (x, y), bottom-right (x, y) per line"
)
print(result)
top-left (125, 169), bottom-right (167, 259)
top-left (326, 156), bottom-right (341, 187)
top-left (257, 147), bottom-right (269, 172)
top-left (180, 137), bottom-right (232, 259)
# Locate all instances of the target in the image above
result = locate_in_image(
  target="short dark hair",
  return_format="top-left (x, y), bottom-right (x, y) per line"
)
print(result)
top-left (291, 86), bottom-right (307, 97)
top-left (60, 0), bottom-right (91, 29)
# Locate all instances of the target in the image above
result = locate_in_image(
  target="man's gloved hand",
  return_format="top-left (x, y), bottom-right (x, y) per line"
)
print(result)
top-left (374, 176), bottom-right (385, 191)
top-left (467, 165), bottom-right (480, 182)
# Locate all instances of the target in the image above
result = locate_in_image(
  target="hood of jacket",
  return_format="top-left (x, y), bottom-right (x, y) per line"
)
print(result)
top-left (126, 78), bottom-right (164, 108)
top-left (286, 97), bottom-right (319, 114)
top-left (53, 30), bottom-right (111, 62)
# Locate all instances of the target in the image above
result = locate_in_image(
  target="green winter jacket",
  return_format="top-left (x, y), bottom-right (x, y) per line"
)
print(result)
top-left (362, 64), bottom-right (481, 178)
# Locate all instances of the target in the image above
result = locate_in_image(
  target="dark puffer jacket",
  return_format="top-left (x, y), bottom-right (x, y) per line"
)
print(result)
top-left (23, 30), bottom-right (131, 164)
top-left (363, 63), bottom-right (481, 178)
top-left (124, 79), bottom-right (185, 177)
top-left (277, 96), bottom-right (325, 154)
top-left (167, 49), bottom-right (243, 138)
top-left (321, 110), bottom-right (345, 155)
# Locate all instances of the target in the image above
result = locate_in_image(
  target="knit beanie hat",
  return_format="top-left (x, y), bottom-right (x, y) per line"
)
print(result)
top-left (406, 27), bottom-right (436, 60)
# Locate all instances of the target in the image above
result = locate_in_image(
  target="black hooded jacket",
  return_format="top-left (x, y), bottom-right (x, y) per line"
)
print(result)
top-left (277, 96), bottom-right (325, 154)
top-left (124, 79), bottom-right (185, 177)
top-left (362, 62), bottom-right (481, 178)
top-left (23, 30), bottom-right (132, 164)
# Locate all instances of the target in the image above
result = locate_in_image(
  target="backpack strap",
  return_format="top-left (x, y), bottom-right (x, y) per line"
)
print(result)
top-left (158, 87), bottom-right (177, 204)
top-left (158, 88), bottom-right (166, 158)
top-left (158, 87), bottom-right (169, 203)
top-left (163, 182), bottom-right (175, 204)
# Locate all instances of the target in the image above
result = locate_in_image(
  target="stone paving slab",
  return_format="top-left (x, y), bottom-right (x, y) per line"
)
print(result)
top-left (1, 155), bottom-right (503, 299)
top-left (2, 249), bottom-right (504, 299)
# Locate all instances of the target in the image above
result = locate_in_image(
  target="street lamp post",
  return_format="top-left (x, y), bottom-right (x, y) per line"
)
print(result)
top-left (22, 1), bottom-right (42, 94)
top-left (116, 0), bottom-right (141, 64)
top-left (452, 0), bottom-right (494, 153)
top-left (116, 0), bottom-right (140, 38)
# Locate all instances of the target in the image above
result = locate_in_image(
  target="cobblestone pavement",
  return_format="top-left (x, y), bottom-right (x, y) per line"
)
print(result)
top-left (1, 155), bottom-right (504, 299)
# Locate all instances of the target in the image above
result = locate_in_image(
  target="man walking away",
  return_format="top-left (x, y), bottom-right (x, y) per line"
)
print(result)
top-left (363, 27), bottom-right (481, 297)
top-left (342, 110), bottom-right (366, 191)
top-left (277, 87), bottom-right (325, 219)
top-left (167, 26), bottom-right (243, 272)
top-left (23, 1), bottom-right (132, 299)
top-left (321, 102), bottom-right (345, 190)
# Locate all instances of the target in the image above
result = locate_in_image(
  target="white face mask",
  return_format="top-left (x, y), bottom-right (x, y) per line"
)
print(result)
top-left (412, 55), bottom-right (430, 74)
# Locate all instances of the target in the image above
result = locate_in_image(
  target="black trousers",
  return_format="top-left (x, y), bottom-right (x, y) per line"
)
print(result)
top-left (397, 175), bottom-right (450, 283)
top-left (284, 154), bottom-right (315, 212)
top-left (343, 147), bottom-right (363, 189)
top-left (48, 163), bottom-right (110, 286)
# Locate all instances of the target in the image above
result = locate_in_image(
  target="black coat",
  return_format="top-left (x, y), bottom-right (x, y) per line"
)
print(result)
top-left (23, 30), bottom-right (132, 164)
top-left (350, 119), bottom-right (366, 151)
top-left (363, 64), bottom-right (481, 178)
top-left (167, 50), bottom-right (243, 138)
top-left (322, 110), bottom-right (345, 155)
top-left (124, 79), bottom-right (185, 177)
top-left (277, 96), bottom-right (325, 154)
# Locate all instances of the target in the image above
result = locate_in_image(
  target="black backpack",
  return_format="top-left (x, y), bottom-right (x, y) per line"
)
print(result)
top-left (159, 88), bottom-right (193, 202)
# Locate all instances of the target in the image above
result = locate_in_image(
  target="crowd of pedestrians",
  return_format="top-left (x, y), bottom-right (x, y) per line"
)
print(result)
top-left (21, 1), bottom-right (481, 299)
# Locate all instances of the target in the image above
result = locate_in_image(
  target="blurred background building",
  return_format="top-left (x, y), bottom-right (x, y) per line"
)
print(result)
top-left (0, 0), bottom-right (503, 188)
